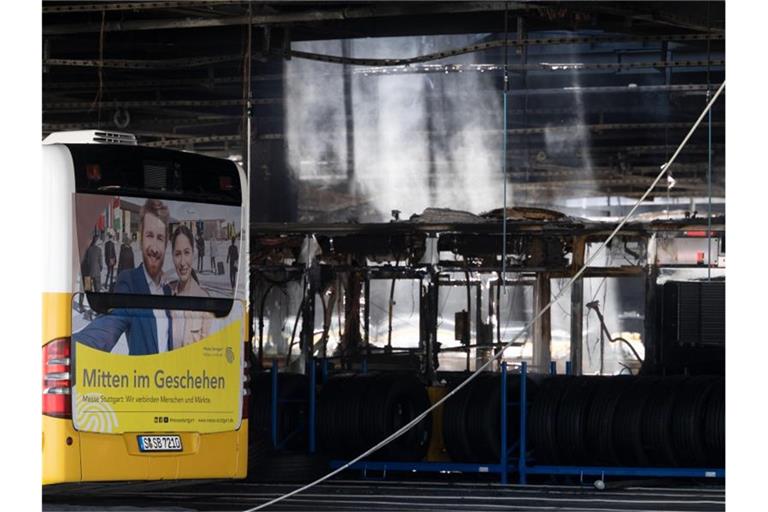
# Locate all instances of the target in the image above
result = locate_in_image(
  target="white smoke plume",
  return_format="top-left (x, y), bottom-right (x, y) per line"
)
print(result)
top-left (286, 35), bottom-right (503, 221)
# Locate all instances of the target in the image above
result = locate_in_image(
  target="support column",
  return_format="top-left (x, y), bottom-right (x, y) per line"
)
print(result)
top-left (340, 262), bottom-right (363, 366)
top-left (300, 265), bottom-right (317, 375)
top-left (419, 271), bottom-right (439, 382)
top-left (532, 272), bottom-right (551, 373)
top-left (569, 236), bottom-right (586, 375)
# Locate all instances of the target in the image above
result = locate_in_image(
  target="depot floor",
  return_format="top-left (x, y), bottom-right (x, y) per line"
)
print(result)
top-left (43, 478), bottom-right (724, 511)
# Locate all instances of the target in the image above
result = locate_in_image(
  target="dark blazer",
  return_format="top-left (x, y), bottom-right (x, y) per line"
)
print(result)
top-left (104, 240), bottom-right (116, 266)
top-left (74, 263), bottom-right (173, 355)
top-left (84, 244), bottom-right (102, 278)
top-left (117, 244), bottom-right (135, 274)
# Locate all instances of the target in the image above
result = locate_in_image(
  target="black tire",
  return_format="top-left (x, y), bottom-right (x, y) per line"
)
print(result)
top-left (640, 376), bottom-right (686, 466)
top-left (246, 429), bottom-right (273, 477)
top-left (318, 373), bottom-right (377, 458)
top-left (703, 377), bottom-right (724, 466)
top-left (528, 376), bottom-right (573, 464)
top-left (362, 373), bottom-right (432, 461)
top-left (584, 376), bottom-right (632, 466)
top-left (443, 374), bottom-right (480, 462)
top-left (249, 372), bottom-right (309, 451)
top-left (613, 376), bottom-right (658, 467)
top-left (671, 376), bottom-right (718, 466)
top-left (464, 374), bottom-right (501, 462)
top-left (474, 373), bottom-right (539, 463)
top-left (555, 376), bottom-right (601, 465)
top-left (247, 450), bottom-right (329, 483)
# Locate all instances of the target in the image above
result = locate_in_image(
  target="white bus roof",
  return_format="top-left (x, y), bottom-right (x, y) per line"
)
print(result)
top-left (43, 130), bottom-right (137, 146)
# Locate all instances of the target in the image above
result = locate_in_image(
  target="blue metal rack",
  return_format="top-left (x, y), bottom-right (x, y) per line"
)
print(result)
top-left (328, 362), bottom-right (520, 483)
top-left (271, 358), bottom-right (725, 484)
top-left (269, 360), bottom-right (311, 450)
top-left (516, 361), bottom-right (725, 483)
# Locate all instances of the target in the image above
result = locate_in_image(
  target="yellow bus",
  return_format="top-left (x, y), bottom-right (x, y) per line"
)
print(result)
top-left (42, 131), bottom-right (249, 484)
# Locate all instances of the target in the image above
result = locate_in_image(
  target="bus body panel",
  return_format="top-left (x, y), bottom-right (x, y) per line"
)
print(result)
top-left (43, 417), bottom-right (247, 484)
top-left (78, 422), bottom-right (248, 481)
top-left (42, 145), bottom-right (76, 294)
top-left (42, 139), bottom-right (250, 485)
top-left (42, 292), bottom-right (72, 345)
top-left (42, 416), bottom-right (82, 485)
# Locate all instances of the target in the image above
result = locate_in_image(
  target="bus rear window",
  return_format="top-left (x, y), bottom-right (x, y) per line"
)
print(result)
top-left (75, 193), bottom-right (242, 311)
top-left (68, 144), bottom-right (241, 205)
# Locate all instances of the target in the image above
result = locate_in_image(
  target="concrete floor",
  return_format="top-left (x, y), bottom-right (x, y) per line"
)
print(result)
top-left (44, 478), bottom-right (725, 511)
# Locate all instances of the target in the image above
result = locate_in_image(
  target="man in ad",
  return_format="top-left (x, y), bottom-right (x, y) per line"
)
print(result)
top-left (75, 199), bottom-right (173, 355)
top-left (104, 231), bottom-right (116, 291)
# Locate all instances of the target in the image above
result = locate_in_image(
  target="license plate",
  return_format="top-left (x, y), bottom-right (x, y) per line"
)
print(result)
top-left (137, 435), bottom-right (182, 452)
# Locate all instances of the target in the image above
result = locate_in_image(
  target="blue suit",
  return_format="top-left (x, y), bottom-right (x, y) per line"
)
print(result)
top-left (74, 264), bottom-right (173, 355)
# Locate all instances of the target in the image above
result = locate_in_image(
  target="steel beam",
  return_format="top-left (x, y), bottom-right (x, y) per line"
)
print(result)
top-left (44, 55), bottom-right (240, 69)
top-left (43, 2), bottom-right (527, 35)
top-left (43, 1), bottom-right (243, 14)
top-left (531, 273), bottom-right (551, 372)
top-left (569, 236), bottom-right (586, 375)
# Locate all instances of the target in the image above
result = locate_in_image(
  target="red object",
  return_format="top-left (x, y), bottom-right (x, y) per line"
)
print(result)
top-left (219, 175), bottom-right (233, 191)
top-left (85, 163), bottom-right (101, 182)
top-left (696, 251), bottom-right (705, 265)
top-left (42, 338), bottom-right (72, 419)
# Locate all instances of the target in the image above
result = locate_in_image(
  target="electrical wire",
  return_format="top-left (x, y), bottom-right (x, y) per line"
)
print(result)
top-left (386, 259), bottom-right (399, 352)
top-left (281, 33), bottom-right (722, 68)
top-left (501, 3), bottom-right (510, 288)
top-left (284, 279), bottom-right (306, 367)
top-left (245, 81), bottom-right (726, 512)
top-left (89, 10), bottom-right (106, 125)
top-left (706, 1), bottom-right (713, 281)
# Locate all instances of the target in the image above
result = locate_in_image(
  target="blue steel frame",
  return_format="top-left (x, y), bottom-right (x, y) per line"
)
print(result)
top-left (328, 362), bottom-right (518, 482)
top-left (275, 358), bottom-right (725, 484)
top-left (516, 362), bottom-right (725, 483)
top-left (269, 359), bottom-right (312, 450)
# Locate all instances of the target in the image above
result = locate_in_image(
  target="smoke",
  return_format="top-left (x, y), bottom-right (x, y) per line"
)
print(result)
top-left (283, 36), bottom-right (640, 373)
top-left (286, 35), bottom-right (503, 221)
top-left (542, 54), bottom-right (595, 203)
top-left (284, 40), bottom-right (348, 182)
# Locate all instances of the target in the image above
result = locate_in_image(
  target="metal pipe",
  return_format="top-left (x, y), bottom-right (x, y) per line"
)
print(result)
top-left (309, 360), bottom-right (316, 454)
top-left (518, 361), bottom-right (527, 485)
top-left (500, 361), bottom-right (508, 485)
top-left (271, 359), bottom-right (278, 448)
top-left (707, 94), bottom-right (713, 281)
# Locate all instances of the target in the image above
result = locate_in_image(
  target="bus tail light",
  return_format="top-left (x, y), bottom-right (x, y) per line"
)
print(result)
top-left (242, 342), bottom-right (251, 419)
top-left (43, 338), bottom-right (72, 419)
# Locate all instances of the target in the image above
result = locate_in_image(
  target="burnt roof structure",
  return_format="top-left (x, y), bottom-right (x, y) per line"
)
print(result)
top-left (43, 2), bottom-right (725, 221)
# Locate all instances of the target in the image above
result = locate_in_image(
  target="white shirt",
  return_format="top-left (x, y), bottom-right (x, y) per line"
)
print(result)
top-left (142, 265), bottom-right (170, 354)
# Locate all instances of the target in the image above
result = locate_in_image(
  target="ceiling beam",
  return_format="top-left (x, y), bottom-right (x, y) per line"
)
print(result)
top-left (43, 2), bottom-right (528, 35)
top-left (43, 1), bottom-right (244, 14)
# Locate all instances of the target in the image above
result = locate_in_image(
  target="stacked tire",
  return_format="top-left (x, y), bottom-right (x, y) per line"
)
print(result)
top-left (249, 372), bottom-right (309, 451)
top-left (443, 373), bottom-right (538, 462)
top-left (526, 375), bottom-right (724, 467)
top-left (318, 372), bottom-right (432, 460)
top-left (248, 372), bottom-right (330, 483)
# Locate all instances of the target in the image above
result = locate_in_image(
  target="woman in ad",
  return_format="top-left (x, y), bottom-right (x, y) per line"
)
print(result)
top-left (170, 225), bottom-right (214, 349)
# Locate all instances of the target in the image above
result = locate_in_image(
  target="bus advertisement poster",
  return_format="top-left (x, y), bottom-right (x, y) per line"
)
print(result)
top-left (69, 194), bottom-right (245, 433)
